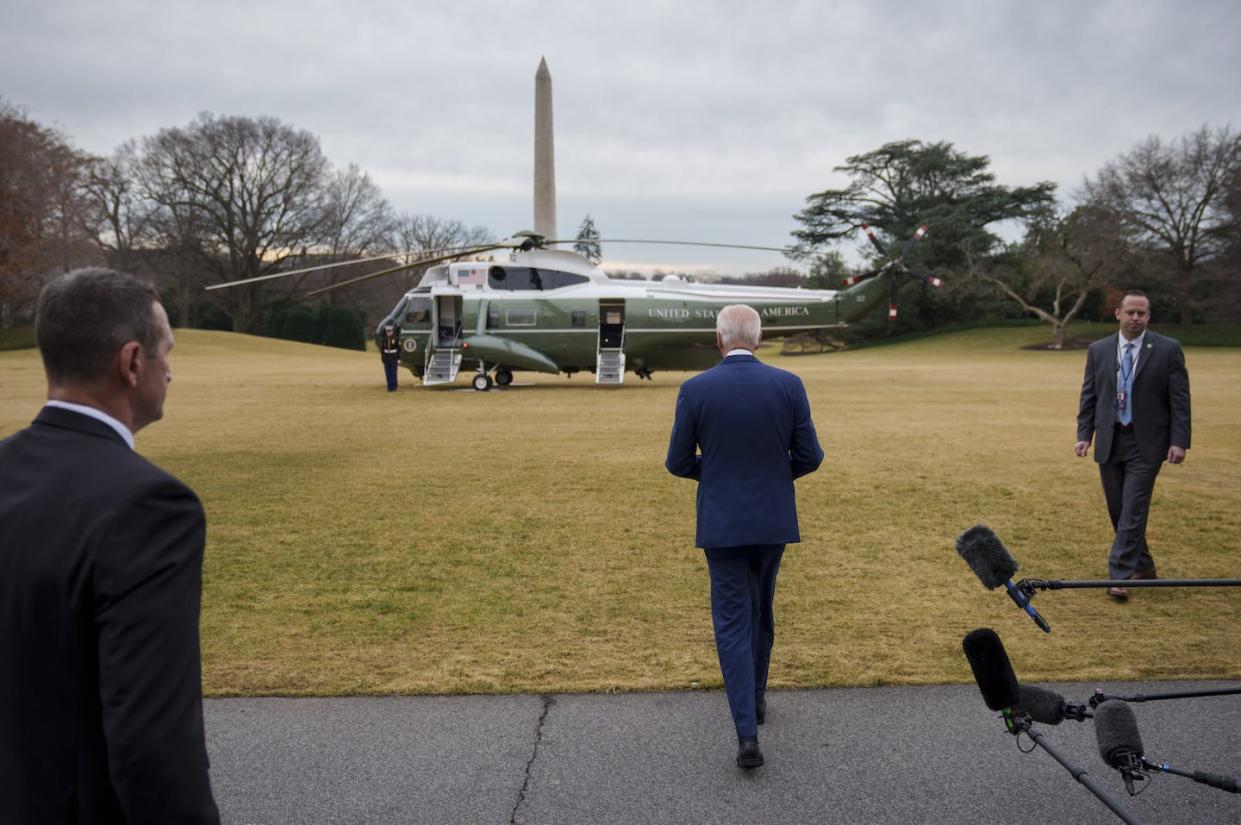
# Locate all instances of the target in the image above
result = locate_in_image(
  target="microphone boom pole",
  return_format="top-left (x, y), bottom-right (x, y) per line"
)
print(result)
top-left (1090, 686), bottom-right (1241, 706)
top-left (1142, 760), bottom-right (1241, 794)
top-left (1022, 724), bottom-right (1148, 825)
top-left (1019, 578), bottom-right (1241, 594)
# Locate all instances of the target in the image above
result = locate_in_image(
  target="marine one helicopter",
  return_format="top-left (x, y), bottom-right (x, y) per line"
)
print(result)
top-left (206, 60), bottom-right (941, 389)
top-left (208, 224), bottom-right (941, 390)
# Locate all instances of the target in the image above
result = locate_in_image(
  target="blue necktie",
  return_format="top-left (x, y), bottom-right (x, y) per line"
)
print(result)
top-left (1118, 342), bottom-right (1135, 425)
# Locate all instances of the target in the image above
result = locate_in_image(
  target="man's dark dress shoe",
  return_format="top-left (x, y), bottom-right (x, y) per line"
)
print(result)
top-left (756, 699), bottom-right (766, 726)
top-left (1107, 586), bottom-right (1129, 601)
top-left (736, 737), bottom-right (764, 769)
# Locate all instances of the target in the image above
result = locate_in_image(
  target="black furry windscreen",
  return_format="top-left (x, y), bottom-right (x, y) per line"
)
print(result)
top-left (956, 525), bottom-right (1019, 590)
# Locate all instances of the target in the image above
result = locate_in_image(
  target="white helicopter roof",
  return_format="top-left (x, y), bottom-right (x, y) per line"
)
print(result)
top-left (415, 248), bottom-right (610, 290)
top-left (411, 247), bottom-right (837, 303)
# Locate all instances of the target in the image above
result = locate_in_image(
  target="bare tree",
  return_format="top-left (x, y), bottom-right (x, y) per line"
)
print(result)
top-left (972, 206), bottom-right (1125, 348)
top-left (394, 214), bottom-right (493, 257)
top-left (136, 113), bottom-right (331, 332)
top-left (320, 164), bottom-right (396, 259)
top-left (1082, 125), bottom-right (1241, 324)
top-left (82, 141), bottom-right (152, 275)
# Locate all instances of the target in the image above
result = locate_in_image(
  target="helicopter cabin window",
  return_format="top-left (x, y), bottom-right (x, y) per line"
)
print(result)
top-left (541, 270), bottom-right (589, 290)
top-left (506, 308), bottom-right (538, 326)
top-left (489, 266), bottom-right (532, 290)
top-left (404, 298), bottom-right (432, 325)
top-left (488, 266), bottom-right (588, 291)
top-left (571, 310), bottom-right (586, 328)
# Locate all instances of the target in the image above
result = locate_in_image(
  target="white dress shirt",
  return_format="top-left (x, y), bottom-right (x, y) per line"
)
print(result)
top-left (44, 400), bottom-right (134, 450)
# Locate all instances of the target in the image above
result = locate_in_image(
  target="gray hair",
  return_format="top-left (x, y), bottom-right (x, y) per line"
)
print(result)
top-left (36, 268), bottom-right (162, 385)
top-left (716, 304), bottom-right (761, 350)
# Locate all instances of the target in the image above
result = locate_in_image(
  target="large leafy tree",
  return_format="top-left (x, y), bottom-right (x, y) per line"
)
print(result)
top-left (0, 101), bottom-right (97, 327)
top-left (1081, 125), bottom-right (1241, 324)
top-left (791, 140), bottom-right (1056, 328)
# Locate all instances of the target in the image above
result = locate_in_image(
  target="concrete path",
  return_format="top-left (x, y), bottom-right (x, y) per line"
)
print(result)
top-left (206, 682), bottom-right (1240, 825)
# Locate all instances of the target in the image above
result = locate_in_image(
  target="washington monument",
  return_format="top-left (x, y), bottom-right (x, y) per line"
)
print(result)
top-left (534, 57), bottom-right (557, 240)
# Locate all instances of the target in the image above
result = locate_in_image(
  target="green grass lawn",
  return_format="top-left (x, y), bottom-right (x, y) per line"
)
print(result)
top-left (2, 325), bottom-right (1238, 696)
top-left (0, 326), bottom-right (35, 351)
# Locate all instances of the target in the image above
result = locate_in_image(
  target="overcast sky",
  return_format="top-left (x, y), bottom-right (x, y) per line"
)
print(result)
top-left (3, 0), bottom-right (1238, 275)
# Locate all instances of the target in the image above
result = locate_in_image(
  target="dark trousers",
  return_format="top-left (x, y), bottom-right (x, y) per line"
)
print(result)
top-left (1100, 429), bottom-right (1161, 579)
top-left (383, 360), bottom-right (398, 391)
top-left (704, 544), bottom-right (784, 738)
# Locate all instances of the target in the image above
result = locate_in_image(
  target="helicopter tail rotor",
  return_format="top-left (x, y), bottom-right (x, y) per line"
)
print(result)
top-left (841, 223), bottom-right (941, 320)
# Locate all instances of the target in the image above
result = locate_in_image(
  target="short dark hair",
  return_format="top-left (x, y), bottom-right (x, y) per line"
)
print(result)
top-left (36, 268), bottom-right (162, 385)
top-left (1123, 289), bottom-right (1148, 300)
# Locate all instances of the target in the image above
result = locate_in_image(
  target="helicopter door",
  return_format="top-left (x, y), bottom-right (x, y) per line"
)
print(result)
top-left (596, 300), bottom-right (626, 385)
top-left (433, 295), bottom-right (463, 348)
top-left (423, 294), bottom-right (464, 386)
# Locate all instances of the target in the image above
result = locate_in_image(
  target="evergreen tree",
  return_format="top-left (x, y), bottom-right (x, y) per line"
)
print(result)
top-left (573, 213), bottom-right (602, 264)
top-left (792, 139), bottom-right (1056, 331)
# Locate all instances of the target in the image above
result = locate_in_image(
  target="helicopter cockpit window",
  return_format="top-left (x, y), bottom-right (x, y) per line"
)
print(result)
top-left (404, 298), bottom-right (432, 325)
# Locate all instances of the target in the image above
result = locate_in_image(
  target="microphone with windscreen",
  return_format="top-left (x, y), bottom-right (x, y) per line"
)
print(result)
top-left (1094, 700), bottom-right (1146, 795)
top-left (962, 629), bottom-right (1146, 825)
top-left (962, 628), bottom-right (1020, 729)
top-left (956, 526), bottom-right (1051, 633)
top-left (1016, 684), bottom-right (1092, 725)
top-left (1095, 699), bottom-right (1240, 796)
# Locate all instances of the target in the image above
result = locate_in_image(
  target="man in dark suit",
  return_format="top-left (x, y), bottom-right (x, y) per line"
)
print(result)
top-left (1075, 289), bottom-right (1191, 600)
top-left (0, 269), bottom-right (219, 823)
top-left (666, 304), bottom-right (824, 769)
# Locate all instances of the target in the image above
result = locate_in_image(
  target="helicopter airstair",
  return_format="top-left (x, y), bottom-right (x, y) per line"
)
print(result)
top-left (423, 293), bottom-right (464, 386)
top-left (423, 350), bottom-right (461, 385)
top-left (596, 299), bottom-right (626, 385)
top-left (596, 351), bottom-right (626, 384)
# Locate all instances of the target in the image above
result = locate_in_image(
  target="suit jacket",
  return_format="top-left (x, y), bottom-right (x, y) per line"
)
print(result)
top-left (0, 407), bottom-right (219, 825)
top-left (1076, 330), bottom-right (1192, 465)
top-left (666, 353), bottom-right (824, 548)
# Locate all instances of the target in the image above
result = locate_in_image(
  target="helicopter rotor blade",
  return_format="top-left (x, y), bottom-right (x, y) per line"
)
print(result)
top-left (203, 253), bottom-right (403, 291)
top-left (302, 242), bottom-right (513, 297)
top-left (899, 224), bottom-right (928, 260)
top-left (543, 238), bottom-right (795, 254)
top-left (204, 239), bottom-right (518, 293)
top-left (841, 260), bottom-right (895, 287)
top-left (860, 223), bottom-right (889, 258)
top-left (906, 265), bottom-right (945, 288)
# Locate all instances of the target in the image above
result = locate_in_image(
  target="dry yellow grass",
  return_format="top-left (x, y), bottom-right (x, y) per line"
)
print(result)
top-left (1, 326), bottom-right (1238, 696)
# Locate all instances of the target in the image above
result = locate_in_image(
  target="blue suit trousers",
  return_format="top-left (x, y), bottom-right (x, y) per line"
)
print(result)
top-left (705, 544), bottom-right (784, 738)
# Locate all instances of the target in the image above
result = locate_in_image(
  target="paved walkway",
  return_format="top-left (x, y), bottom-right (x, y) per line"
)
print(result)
top-left (205, 681), bottom-right (1239, 824)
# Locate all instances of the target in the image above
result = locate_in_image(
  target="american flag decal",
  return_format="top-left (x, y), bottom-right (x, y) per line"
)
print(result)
top-left (456, 268), bottom-right (486, 287)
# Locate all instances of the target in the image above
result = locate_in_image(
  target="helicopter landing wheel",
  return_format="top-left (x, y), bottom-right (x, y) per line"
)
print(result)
top-left (472, 373), bottom-right (493, 392)
top-left (495, 367), bottom-right (513, 386)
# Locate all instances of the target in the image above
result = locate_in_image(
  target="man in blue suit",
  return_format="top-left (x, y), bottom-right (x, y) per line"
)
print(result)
top-left (665, 304), bottom-right (824, 769)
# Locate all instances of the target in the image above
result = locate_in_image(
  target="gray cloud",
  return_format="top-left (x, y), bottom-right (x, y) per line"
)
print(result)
top-left (3, 0), bottom-right (1238, 273)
